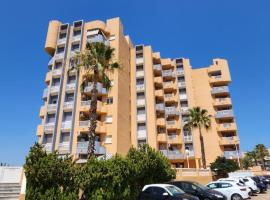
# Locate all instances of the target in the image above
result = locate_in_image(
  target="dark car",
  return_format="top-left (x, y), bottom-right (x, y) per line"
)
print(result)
top-left (250, 177), bottom-right (267, 193)
top-left (168, 181), bottom-right (227, 200)
top-left (138, 184), bottom-right (199, 200)
top-left (258, 176), bottom-right (270, 186)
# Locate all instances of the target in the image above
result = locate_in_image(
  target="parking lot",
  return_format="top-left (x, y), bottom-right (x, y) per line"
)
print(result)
top-left (251, 189), bottom-right (270, 200)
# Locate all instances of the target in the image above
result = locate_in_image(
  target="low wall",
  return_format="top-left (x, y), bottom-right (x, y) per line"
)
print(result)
top-left (174, 168), bottom-right (213, 185)
top-left (0, 166), bottom-right (23, 183)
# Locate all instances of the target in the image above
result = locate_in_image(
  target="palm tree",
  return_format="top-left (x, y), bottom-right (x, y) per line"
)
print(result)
top-left (255, 144), bottom-right (269, 170)
top-left (246, 151), bottom-right (258, 166)
top-left (185, 107), bottom-right (211, 169)
top-left (72, 41), bottom-right (119, 158)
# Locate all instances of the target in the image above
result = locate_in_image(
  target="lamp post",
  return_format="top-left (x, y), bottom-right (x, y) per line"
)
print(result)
top-left (185, 149), bottom-right (190, 168)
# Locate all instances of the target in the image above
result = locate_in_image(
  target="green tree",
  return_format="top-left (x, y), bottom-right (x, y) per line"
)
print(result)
top-left (127, 145), bottom-right (176, 199)
top-left (73, 41), bottom-right (119, 158)
top-left (210, 156), bottom-right (239, 178)
top-left (246, 151), bottom-right (258, 166)
top-left (255, 144), bottom-right (269, 170)
top-left (185, 107), bottom-right (211, 168)
top-left (24, 143), bottom-right (78, 200)
top-left (242, 154), bottom-right (254, 169)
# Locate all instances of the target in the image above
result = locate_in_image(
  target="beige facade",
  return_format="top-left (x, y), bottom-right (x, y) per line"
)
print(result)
top-left (37, 17), bottom-right (240, 167)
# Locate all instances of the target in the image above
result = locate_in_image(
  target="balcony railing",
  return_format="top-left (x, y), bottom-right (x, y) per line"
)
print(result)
top-left (215, 110), bottom-right (234, 118)
top-left (136, 57), bottom-right (144, 65)
top-left (178, 82), bottom-right (186, 88)
top-left (76, 141), bottom-right (106, 155)
top-left (160, 150), bottom-right (184, 160)
top-left (162, 70), bottom-right (174, 77)
top-left (43, 143), bottom-right (52, 152)
top-left (61, 121), bottom-right (72, 130)
top-left (137, 114), bottom-right (146, 122)
top-left (87, 34), bottom-right (109, 46)
top-left (44, 123), bottom-right (55, 132)
top-left (165, 107), bottom-right (179, 115)
top-left (50, 85), bottom-right (60, 94)
top-left (166, 120), bottom-right (176, 125)
top-left (81, 100), bottom-right (91, 107)
top-left (136, 84), bottom-right (145, 91)
top-left (58, 142), bottom-right (69, 154)
top-left (72, 34), bottom-right (81, 42)
top-left (224, 151), bottom-right (240, 159)
top-left (84, 83), bottom-right (103, 93)
top-left (63, 101), bottom-right (74, 110)
top-left (211, 86), bottom-right (229, 94)
top-left (168, 134), bottom-right (177, 140)
top-left (176, 69), bottom-right (184, 76)
top-left (43, 88), bottom-right (48, 99)
top-left (57, 38), bottom-right (67, 45)
top-left (184, 136), bottom-right (193, 143)
top-left (66, 83), bottom-right (76, 92)
top-left (156, 103), bottom-right (165, 111)
top-left (180, 107), bottom-right (189, 114)
top-left (79, 120), bottom-right (90, 127)
top-left (179, 94), bottom-right (187, 100)
top-left (47, 104), bottom-right (57, 112)
top-left (54, 52), bottom-right (65, 60)
top-left (137, 99), bottom-right (145, 106)
top-left (137, 129), bottom-right (147, 139)
top-left (52, 68), bottom-right (62, 77)
top-left (136, 70), bottom-right (144, 77)
top-left (153, 64), bottom-right (161, 71)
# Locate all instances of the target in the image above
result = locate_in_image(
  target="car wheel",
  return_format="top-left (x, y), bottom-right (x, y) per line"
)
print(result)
top-left (231, 194), bottom-right (243, 200)
top-left (257, 188), bottom-right (261, 193)
top-left (248, 188), bottom-right (253, 196)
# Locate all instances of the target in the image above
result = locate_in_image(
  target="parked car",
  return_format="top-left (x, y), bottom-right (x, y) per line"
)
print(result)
top-left (138, 184), bottom-right (199, 200)
top-left (207, 181), bottom-right (249, 200)
top-left (250, 176), bottom-right (267, 193)
top-left (218, 177), bottom-right (258, 195)
top-left (217, 178), bottom-right (252, 195)
top-left (258, 176), bottom-right (270, 185)
top-left (168, 181), bottom-right (226, 200)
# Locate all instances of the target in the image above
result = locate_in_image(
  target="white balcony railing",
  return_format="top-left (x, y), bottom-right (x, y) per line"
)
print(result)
top-left (66, 83), bottom-right (76, 91)
top-left (137, 129), bottom-right (147, 139)
top-left (79, 120), bottom-right (90, 127)
top-left (61, 121), bottom-right (72, 130)
top-left (81, 100), bottom-right (91, 107)
top-left (137, 99), bottom-right (145, 106)
top-left (76, 141), bottom-right (106, 155)
top-left (50, 85), bottom-right (60, 94)
top-left (160, 150), bottom-right (184, 160)
top-left (136, 57), bottom-right (144, 65)
top-left (136, 70), bottom-right (144, 77)
top-left (179, 94), bottom-right (187, 100)
top-left (165, 107), bottom-right (179, 115)
top-left (54, 52), bottom-right (65, 60)
top-left (57, 38), bottom-right (67, 45)
top-left (43, 88), bottom-right (48, 99)
top-left (211, 86), bottom-right (229, 94)
top-left (156, 103), bottom-right (165, 111)
top-left (224, 151), bottom-right (240, 159)
top-left (58, 142), bottom-right (70, 154)
top-left (184, 136), bottom-right (193, 143)
top-left (43, 143), bottom-right (52, 152)
top-left (63, 101), bottom-right (74, 110)
top-left (136, 84), bottom-right (145, 91)
top-left (216, 110), bottom-right (234, 118)
top-left (44, 123), bottom-right (55, 132)
top-left (178, 82), bottom-right (186, 88)
top-left (153, 64), bottom-right (161, 71)
top-left (162, 70), bottom-right (174, 77)
top-left (137, 114), bottom-right (146, 122)
top-left (47, 104), bottom-right (57, 112)
top-left (176, 69), bottom-right (184, 76)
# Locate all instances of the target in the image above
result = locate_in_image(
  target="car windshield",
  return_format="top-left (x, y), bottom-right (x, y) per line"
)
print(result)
top-left (165, 185), bottom-right (185, 196)
top-left (193, 182), bottom-right (210, 191)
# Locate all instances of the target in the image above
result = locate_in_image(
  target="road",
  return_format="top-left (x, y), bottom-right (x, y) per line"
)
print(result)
top-left (251, 189), bottom-right (270, 200)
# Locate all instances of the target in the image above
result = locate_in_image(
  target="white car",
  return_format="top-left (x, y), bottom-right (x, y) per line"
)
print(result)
top-left (207, 181), bottom-right (250, 200)
top-left (219, 177), bottom-right (258, 194)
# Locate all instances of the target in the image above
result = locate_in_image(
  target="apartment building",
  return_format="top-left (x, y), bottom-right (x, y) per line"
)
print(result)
top-left (37, 17), bottom-right (240, 167)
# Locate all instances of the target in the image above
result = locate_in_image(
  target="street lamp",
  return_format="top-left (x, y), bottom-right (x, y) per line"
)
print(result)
top-left (185, 149), bottom-right (190, 168)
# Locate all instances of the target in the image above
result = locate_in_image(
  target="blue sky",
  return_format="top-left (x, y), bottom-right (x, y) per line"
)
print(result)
top-left (0, 0), bottom-right (269, 165)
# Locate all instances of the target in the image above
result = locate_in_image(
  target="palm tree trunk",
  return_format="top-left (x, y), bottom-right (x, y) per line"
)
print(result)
top-left (199, 125), bottom-right (207, 169)
top-left (87, 81), bottom-right (98, 158)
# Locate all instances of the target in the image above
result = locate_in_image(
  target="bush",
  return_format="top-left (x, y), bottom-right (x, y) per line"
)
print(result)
top-left (24, 144), bottom-right (175, 200)
top-left (210, 156), bottom-right (239, 178)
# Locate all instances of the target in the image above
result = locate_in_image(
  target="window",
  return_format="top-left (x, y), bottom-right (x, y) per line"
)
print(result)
top-left (59, 33), bottom-right (66, 39)
top-left (106, 97), bottom-right (113, 104)
top-left (44, 134), bottom-right (53, 143)
top-left (137, 107), bottom-right (145, 115)
top-left (176, 58), bottom-right (183, 64)
top-left (208, 183), bottom-right (218, 189)
top-left (138, 139), bottom-right (146, 146)
top-left (105, 115), bottom-right (113, 123)
top-left (137, 92), bottom-right (145, 99)
top-left (136, 53), bottom-right (143, 58)
top-left (178, 76), bottom-right (185, 82)
top-left (104, 135), bottom-right (112, 144)
top-left (68, 75), bottom-right (76, 84)
top-left (220, 183), bottom-right (232, 188)
top-left (152, 187), bottom-right (166, 195)
top-left (136, 78), bottom-right (144, 85)
top-left (47, 114), bottom-right (55, 123)
top-left (136, 45), bottom-right (143, 51)
top-left (63, 112), bottom-right (72, 122)
top-left (143, 187), bottom-right (152, 194)
top-left (179, 88), bottom-right (186, 94)
top-left (54, 61), bottom-right (62, 69)
top-left (65, 93), bottom-right (74, 102)
top-left (49, 95), bottom-right (58, 104)
top-left (71, 43), bottom-right (80, 51)
top-left (52, 78), bottom-right (60, 86)
top-left (56, 46), bottom-right (65, 54)
top-left (180, 101), bottom-right (188, 107)
top-left (73, 29), bottom-right (81, 36)
top-left (137, 123), bottom-right (146, 130)
top-left (60, 24), bottom-right (68, 30)
top-left (60, 132), bottom-right (70, 143)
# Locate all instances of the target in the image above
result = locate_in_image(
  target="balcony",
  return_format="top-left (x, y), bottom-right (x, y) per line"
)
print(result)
top-left (136, 84), bottom-right (145, 92)
top-left (58, 142), bottom-right (70, 154)
top-left (160, 150), bottom-right (184, 160)
top-left (163, 81), bottom-right (175, 91)
top-left (215, 110), bottom-right (234, 119)
top-left (217, 123), bottom-right (237, 132)
top-left (43, 143), bottom-right (52, 153)
top-left (43, 88), bottom-right (48, 99)
top-left (137, 99), bottom-right (146, 107)
top-left (168, 135), bottom-right (182, 144)
top-left (61, 121), bottom-right (72, 131)
top-left (156, 118), bottom-right (166, 127)
top-left (137, 114), bottom-right (146, 122)
top-left (63, 101), bottom-right (74, 111)
top-left (179, 94), bottom-right (188, 100)
top-left (183, 135), bottom-right (193, 143)
top-left (155, 89), bottom-right (164, 98)
top-left (137, 129), bottom-right (147, 140)
top-left (44, 122), bottom-right (55, 132)
top-left (178, 82), bottom-right (186, 88)
top-left (79, 120), bottom-right (106, 133)
top-left (50, 85), bottom-right (60, 95)
top-left (136, 57), bottom-right (144, 65)
top-left (153, 64), bottom-right (161, 71)
top-left (219, 136), bottom-right (239, 146)
top-left (45, 71), bottom-right (51, 84)
top-left (213, 98), bottom-right (232, 107)
top-left (224, 151), bottom-right (241, 159)
top-left (54, 52), bottom-right (65, 60)
top-left (209, 75), bottom-right (230, 84)
top-left (47, 104), bottom-right (57, 113)
top-left (211, 86), bottom-right (229, 95)
top-left (157, 133), bottom-right (167, 142)
top-left (87, 34), bottom-right (109, 45)
top-left (165, 107), bottom-right (180, 116)
top-left (136, 70), bottom-right (144, 77)
top-left (180, 107), bottom-right (189, 115)
top-left (39, 106), bottom-right (46, 118)
top-left (164, 93), bottom-right (177, 103)
top-left (72, 34), bottom-right (81, 42)
top-left (162, 70), bottom-right (175, 78)
top-left (84, 83), bottom-right (103, 94)
top-left (66, 83), bottom-right (76, 93)
top-left (76, 141), bottom-right (106, 155)
top-left (156, 103), bottom-right (165, 112)
top-left (57, 38), bottom-right (67, 45)
top-left (166, 120), bottom-right (181, 130)
top-left (176, 69), bottom-right (184, 76)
